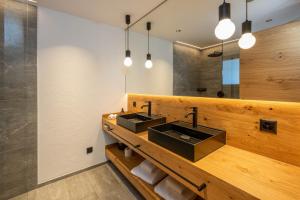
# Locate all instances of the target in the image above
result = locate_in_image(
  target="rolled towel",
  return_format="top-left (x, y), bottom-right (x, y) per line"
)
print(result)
top-left (131, 160), bottom-right (167, 185)
top-left (154, 176), bottom-right (197, 200)
top-left (140, 160), bottom-right (156, 174)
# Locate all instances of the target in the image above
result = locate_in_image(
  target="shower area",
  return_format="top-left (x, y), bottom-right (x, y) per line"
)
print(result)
top-left (0, 0), bottom-right (37, 199)
top-left (173, 42), bottom-right (240, 98)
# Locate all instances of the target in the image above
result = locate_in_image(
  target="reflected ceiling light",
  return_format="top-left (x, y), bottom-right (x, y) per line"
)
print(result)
top-left (175, 41), bottom-right (202, 50)
top-left (238, 0), bottom-right (256, 49)
top-left (145, 22), bottom-right (153, 69)
top-left (215, 0), bottom-right (236, 40)
top-left (123, 15), bottom-right (133, 67)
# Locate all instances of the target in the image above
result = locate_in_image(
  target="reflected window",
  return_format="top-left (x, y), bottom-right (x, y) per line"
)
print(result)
top-left (222, 59), bottom-right (240, 85)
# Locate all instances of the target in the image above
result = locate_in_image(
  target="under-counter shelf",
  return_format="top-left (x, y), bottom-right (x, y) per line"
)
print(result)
top-left (105, 144), bottom-right (204, 200)
top-left (105, 144), bottom-right (162, 200)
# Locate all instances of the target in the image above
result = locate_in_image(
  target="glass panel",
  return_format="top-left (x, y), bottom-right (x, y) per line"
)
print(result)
top-left (223, 59), bottom-right (240, 85)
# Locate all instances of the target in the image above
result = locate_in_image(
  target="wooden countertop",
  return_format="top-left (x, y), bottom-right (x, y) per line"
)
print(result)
top-left (103, 117), bottom-right (300, 200)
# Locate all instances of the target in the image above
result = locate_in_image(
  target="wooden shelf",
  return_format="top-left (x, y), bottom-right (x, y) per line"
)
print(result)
top-left (105, 144), bottom-right (162, 200)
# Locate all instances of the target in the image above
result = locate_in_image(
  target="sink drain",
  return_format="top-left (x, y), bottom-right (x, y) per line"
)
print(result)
top-left (180, 135), bottom-right (191, 140)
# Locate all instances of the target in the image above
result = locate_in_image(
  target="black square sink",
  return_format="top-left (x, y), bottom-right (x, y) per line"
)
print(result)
top-left (148, 121), bottom-right (226, 162)
top-left (117, 113), bottom-right (166, 133)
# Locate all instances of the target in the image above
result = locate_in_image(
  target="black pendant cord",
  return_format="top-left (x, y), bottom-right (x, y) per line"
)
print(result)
top-left (147, 30), bottom-right (150, 54)
top-left (221, 41), bottom-right (224, 91)
top-left (146, 22), bottom-right (151, 58)
top-left (246, 0), bottom-right (248, 20)
top-left (127, 25), bottom-right (130, 51)
top-left (124, 30), bottom-right (127, 51)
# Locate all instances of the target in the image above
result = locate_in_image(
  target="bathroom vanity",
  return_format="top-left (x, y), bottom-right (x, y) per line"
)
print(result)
top-left (102, 94), bottom-right (300, 200)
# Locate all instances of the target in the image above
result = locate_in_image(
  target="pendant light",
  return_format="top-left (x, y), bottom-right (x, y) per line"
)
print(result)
top-left (215, 0), bottom-right (236, 40)
top-left (123, 15), bottom-right (132, 67)
top-left (238, 0), bottom-right (256, 49)
top-left (145, 22), bottom-right (153, 69)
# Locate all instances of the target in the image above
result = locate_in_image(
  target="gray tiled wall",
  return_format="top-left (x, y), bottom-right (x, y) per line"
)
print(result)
top-left (173, 43), bottom-right (240, 98)
top-left (0, 1), bottom-right (37, 199)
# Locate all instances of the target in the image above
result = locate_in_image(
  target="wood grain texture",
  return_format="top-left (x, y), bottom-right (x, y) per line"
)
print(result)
top-left (103, 118), bottom-right (255, 200)
top-left (103, 116), bottom-right (300, 200)
top-left (127, 93), bottom-right (300, 167)
top-left (240, 20), bottom-right (300, 102)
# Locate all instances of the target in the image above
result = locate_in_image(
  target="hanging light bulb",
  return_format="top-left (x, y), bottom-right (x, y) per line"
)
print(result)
top-left (145, 22), bottom-right (153, 69)
top-left (239, 32), bottom-right (256, 49)
top-left (238, 0), bottom-right (256, 49)
top-left (124, 50), bottom-right (132, 67)
top-left (215, 0), bottom-right (236, 40)
top-left (145, 54), bottom-right (153, 69)
top-left (123, 15), bottom-right (132, 67)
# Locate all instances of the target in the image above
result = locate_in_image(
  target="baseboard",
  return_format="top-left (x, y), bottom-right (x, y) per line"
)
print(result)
top-left (37, 161), bottom-right (108, 188)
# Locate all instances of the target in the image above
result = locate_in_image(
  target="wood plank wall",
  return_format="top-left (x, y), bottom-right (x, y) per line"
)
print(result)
top-left (127, 94), bottom-right (300, 167)
top-left (240, 20), bottom-right (300, 102)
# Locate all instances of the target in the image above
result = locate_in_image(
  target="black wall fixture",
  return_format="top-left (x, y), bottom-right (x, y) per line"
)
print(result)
top-left (208, 51), bottom-right (223, 58)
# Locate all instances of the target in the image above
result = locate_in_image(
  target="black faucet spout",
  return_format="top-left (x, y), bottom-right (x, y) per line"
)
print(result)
top-left (141, 101), bottom-right (152, 116)
top-left (185, 107), bottom-right (198, 128)
top-left (184, 112), bottom-right (193, 118)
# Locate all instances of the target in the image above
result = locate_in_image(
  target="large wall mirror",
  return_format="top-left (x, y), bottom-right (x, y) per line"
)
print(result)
top-left (125, 0), bottom-right (300, 102)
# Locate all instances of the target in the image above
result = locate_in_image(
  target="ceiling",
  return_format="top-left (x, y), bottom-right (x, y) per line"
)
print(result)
top-left (37, 0), bottom-right (163, 27)
top-left (38, 0), bottom-right (300, 47)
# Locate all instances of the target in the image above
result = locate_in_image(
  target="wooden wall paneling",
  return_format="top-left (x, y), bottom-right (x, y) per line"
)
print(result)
top-left (240, 20), bottom-right (300, 102)
top-left (128, 94), bottom-right (300, 167)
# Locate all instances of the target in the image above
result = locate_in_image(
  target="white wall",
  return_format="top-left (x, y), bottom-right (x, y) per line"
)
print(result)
top-left (126, 32), bottom-right (173, 95)
top-left (37, 7), bottom-right (173, 183)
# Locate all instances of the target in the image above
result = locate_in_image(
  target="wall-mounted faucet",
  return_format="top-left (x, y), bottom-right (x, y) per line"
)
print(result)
top-left (185, 107), bottom-right (198, 128)
top-left (141, 101), bottom-right (152, 116)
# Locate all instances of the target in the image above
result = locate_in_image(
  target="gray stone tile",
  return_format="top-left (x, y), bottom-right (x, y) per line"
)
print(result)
top-left (0, 146), bottom-right (36, 175)
top-left (0, 100), bottom-right (37, 153)
top-left (0, 148), bottom-right (36, 200)
top-left (0, 1), bottom-right (37, 199)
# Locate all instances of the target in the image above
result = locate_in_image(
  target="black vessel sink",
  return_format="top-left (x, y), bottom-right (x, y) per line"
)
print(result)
top-left (148, 121), bottom-right (226, 162)
top-left (117, 113), bottom-right (166, 133)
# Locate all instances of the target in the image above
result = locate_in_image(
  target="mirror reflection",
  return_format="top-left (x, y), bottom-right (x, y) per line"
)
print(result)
top-left (125, 0), bottom-right (300, 102)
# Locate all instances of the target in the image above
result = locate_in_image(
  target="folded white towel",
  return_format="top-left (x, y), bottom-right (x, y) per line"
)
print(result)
top-left (108, 113), bottom-right (117, 120)
top-left (154, 176), bottom-right (197, 200)
top-left (165, 176), bottom-right (186, 194)
top-left (131, 160), bottom-right (167, 185)
top-left (140, 159), bottom-right (156, 174)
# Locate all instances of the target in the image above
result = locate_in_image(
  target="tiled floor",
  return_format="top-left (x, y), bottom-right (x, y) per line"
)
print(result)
top-left (9, 163), bottom-right (144, 200)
